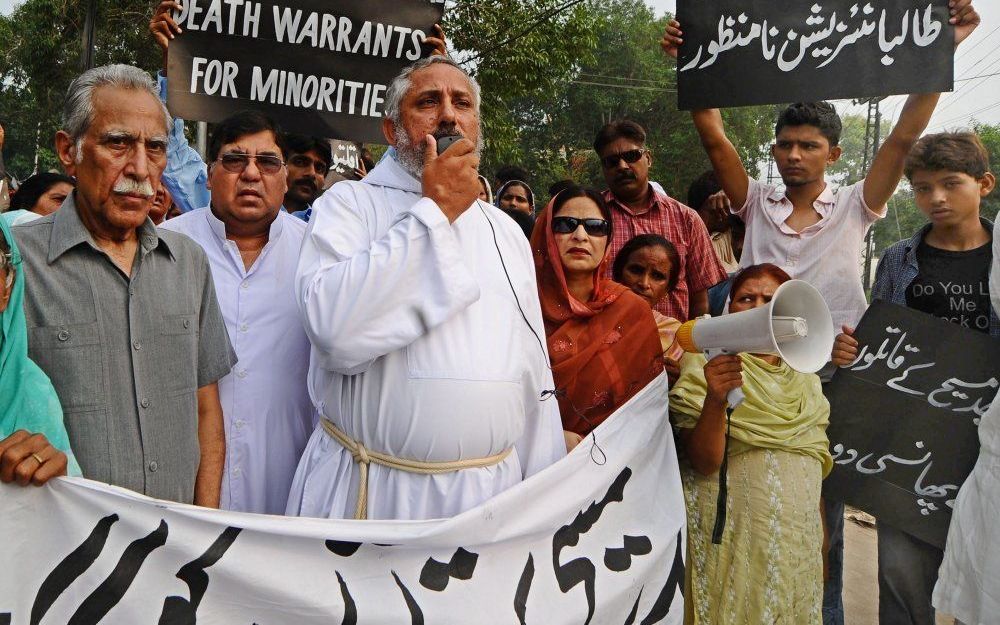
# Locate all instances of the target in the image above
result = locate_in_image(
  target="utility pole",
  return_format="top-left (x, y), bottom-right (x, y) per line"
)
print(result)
top-left (81, 0), bottom-right (97, 71)
top-left (766, 104), bottom-right (783, 187)
top-left (766, 157), bottom-right (779, 185)
top-left (196, 122), bottom-right (208, 159)
top-left (859, 97), bottom-right (883, 291)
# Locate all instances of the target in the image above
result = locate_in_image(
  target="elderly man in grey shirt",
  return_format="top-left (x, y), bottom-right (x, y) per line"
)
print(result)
top-left (6, 64), bottom-right (235, 506)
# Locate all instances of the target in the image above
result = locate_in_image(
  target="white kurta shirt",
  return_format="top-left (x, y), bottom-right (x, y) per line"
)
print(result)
top-left (160, 209), bottom-right (314, 515)
top-left (933, 218), bottom-right (1000, 624)
top-left (735, 179), bottom-right (886, 330)
top-left (286, 156), bottom-right (565, 521)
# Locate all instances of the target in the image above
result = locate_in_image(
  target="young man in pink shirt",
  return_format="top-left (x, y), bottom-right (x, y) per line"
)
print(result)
top-left (661, 2), bottom-right (980, 622)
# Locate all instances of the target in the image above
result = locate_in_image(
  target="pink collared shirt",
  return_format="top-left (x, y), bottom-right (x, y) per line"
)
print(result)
top-left (735, 178), bottom-right (886, 330)
top-left (605, 187), bottom-right (727, 322)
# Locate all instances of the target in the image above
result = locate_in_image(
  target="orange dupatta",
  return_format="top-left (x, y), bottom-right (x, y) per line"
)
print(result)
top-left (531, 198), bottom-right (664, 436)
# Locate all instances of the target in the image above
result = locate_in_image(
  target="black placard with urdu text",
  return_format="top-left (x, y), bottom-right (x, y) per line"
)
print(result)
top-left (823, 300), bottom-right (1000, 548)
top-left (676, 0), bottom-right (954, 110)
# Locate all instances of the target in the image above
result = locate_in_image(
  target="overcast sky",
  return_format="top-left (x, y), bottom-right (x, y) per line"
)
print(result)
top-left (1, 0), bottom-right (996, 130)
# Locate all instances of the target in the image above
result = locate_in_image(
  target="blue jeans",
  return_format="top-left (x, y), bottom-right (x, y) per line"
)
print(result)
top-left (822, 499), bottom-right (845, 625)
top-left (877, 522), bottom-right (943, 625)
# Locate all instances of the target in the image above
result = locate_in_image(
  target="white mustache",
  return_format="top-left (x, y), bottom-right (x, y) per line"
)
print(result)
top-left (113, 178), bottom-right (155, 198)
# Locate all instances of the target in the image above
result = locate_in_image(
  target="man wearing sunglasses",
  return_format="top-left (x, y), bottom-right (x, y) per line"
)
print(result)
top-left (159, 111), bottom-right (314, 515)
top-left (149, 7), bottom-right (332, 222)
top-left (284, 134), bottom-right (332, 223)
top-left (595, 120), bottom-right (726, 322)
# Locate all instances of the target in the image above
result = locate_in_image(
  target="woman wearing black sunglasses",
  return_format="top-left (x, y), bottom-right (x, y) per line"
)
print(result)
top-left (530, 185), bottom-right (663, 451)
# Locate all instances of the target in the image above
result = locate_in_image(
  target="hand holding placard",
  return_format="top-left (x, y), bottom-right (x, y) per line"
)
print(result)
top-left (659, 19), bottom-right (682, 60)
top-left (150, 0), bottom-right (183, 72)
top-left (951, 0), bottom-right (981, 47)
top-left (831, 326), bottom-right (859, 368)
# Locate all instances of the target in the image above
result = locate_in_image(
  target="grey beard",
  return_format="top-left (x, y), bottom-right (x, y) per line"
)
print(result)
top-left (394, 131), bottom-right (425, 180)
top-left (394, 130), bottom-right (485, 181)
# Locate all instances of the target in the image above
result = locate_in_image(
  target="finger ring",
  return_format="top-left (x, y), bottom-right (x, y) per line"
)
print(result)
top-left (31, 453), bottom-right (44, 465)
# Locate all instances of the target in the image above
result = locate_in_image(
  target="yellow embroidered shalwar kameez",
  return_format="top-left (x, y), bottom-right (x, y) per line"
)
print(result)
top-left (670, 353), bottom-right (833, 625)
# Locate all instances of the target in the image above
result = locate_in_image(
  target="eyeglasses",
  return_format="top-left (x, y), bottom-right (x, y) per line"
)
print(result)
top-left (551, 216), bottom-right (611, 237)
top-left (600, 148), bottom-right (646, 170)
top-left (215, 152), bottom-right (285, 175)
top-left (288, 154), bottom-right (330, 176)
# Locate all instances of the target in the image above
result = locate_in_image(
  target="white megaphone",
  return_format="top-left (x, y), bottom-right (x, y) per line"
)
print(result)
top-left (674, 279), bottom-right (834, 407)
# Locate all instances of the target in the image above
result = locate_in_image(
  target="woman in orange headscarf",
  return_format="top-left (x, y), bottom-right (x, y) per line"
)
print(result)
top-left (532, 185), bottom-right (663, 446)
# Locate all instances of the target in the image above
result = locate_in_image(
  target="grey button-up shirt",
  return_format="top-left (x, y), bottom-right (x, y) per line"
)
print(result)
top-left (13, 194), bottom-right (236, 503)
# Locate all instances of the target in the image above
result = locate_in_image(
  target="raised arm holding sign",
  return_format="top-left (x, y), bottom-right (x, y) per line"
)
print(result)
top-left (659, 0), bottom-right (979, 337)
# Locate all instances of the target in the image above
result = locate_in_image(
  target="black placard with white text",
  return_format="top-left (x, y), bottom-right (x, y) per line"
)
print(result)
top-left (166, 0), bottom-right (445, 142)
top-left (823, 300), bottom-right (1000, 548)
top-left (676, 0), bottom-right (954, 110)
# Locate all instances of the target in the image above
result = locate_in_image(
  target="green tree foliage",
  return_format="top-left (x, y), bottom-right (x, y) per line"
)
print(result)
top-left (0, 0), bottom-right (785, 207)
top-left (445, 0), bottom-right (598, 170)
top-left (459, 0), bottom-right (774, 202)
top-left (871, 121), bottom-right (1000, 258)
top-left (0, 0), bottom-right (161, 179)
top-left (827, 112), bottom-right (893, 186)
top-left (974, 121), bottom-right (1000, 220)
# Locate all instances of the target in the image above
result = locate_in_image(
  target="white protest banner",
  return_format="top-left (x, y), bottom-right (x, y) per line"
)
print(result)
top-left (0, 374), bottom-right (685, 624)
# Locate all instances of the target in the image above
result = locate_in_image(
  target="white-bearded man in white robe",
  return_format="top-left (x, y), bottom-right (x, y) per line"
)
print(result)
top-left (286, 56), bottom-right (566, 521)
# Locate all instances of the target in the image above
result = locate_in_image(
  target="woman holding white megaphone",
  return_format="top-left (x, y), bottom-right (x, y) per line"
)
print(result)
top-left (669, 263), bottom-right (833, 624)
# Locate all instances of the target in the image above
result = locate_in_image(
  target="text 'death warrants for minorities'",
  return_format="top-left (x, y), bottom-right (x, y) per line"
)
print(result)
top-left (166, 0), bottom-right (445, 143)
top-left (823, 300), bottom-right (1000, 549)
top-left (676, 0), bottom-right (954, 110)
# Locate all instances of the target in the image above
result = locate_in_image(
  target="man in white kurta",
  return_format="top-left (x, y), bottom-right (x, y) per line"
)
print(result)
top-left (933, 217), bottom-right (1000, 624)
top-left (286, 57), bottom-right (565, 521)
top-left (160, 113), bottom-right (314, 515)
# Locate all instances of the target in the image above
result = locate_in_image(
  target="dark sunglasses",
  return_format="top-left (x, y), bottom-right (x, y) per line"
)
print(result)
top-left (216, 152), bottom-right (285, 175)
top-left (600, 148), bottom-right (646, 170)
top-left (288, 153), bottom-right (330, 176)
top-left (551, 216), bottom-right (611, 237)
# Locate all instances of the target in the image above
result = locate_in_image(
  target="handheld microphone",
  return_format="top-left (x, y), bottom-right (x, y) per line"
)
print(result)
top-left (436, 134), bottom-right (463, 155)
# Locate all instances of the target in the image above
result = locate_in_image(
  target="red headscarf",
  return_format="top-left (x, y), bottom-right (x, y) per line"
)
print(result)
top-left (532, 191), bottom-right (664, 436)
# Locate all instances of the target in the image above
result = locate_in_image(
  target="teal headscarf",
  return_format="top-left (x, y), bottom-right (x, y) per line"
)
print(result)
top-left (0, 217), bottom-right (81, 476)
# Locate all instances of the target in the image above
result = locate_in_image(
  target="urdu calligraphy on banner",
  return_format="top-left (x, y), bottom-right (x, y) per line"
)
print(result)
top-left (676, 0), bottom-right (954, 110)
top-left (823, 301), bottom-right (1000, 548)
top-left (0, 375), bottom-right (686, 625)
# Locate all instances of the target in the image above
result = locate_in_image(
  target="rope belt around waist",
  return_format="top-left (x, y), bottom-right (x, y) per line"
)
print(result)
top-left (320, 419), bottom-right (513, 520)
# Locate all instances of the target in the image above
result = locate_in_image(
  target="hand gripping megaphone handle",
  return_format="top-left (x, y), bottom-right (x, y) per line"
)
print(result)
top-left (704, 348), bottom-right (746, 408)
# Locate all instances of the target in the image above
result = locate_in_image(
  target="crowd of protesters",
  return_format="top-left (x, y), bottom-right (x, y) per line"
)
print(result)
top-left (0, 0), bottom-right (996, 622)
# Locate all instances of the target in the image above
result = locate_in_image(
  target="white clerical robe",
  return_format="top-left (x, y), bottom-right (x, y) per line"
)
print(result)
top-left (933, 218), bottom-right (1000, 623)
top-left (160, 209), bottom-right (315, 515)
top-left (286, 155), bottom-right (565, 521)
